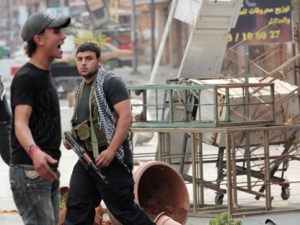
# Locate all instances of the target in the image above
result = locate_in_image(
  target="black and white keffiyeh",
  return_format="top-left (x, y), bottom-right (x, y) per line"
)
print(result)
top-left (95, 68), bottom-right (124, 163)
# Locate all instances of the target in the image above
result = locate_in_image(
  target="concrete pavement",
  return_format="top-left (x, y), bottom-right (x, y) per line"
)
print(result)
top-left (1, 64), bottom-right (300, 224)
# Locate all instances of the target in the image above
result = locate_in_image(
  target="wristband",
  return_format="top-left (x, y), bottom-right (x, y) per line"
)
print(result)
top-left (27, 144), bottom-right (36, 153)
top-left (28, 144), bottom-right (41, 159)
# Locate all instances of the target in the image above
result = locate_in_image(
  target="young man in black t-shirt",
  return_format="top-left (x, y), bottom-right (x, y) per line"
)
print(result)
top-left (10, 11), bottom-right (70, 224)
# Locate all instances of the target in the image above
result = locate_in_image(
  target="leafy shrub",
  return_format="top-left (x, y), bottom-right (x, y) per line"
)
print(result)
top-left (209, 212), bottom-right (242, 225)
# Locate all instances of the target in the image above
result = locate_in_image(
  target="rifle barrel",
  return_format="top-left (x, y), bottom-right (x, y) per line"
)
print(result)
top-left (64, 131), bottom-right (107, 184)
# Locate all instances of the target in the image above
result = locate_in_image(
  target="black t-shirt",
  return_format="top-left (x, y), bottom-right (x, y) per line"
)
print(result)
top-left (76, 75), bottom-right (129, 123)
top-left (103, 75), bottom-right (130, 110)
top-left (77, 82), bottom-right (93, 124)
top-left (10, 62), bottom-right (62, 165)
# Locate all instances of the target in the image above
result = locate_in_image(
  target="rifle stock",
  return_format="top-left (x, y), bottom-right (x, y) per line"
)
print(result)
top-left (64, 131), bottom-right (107, 184)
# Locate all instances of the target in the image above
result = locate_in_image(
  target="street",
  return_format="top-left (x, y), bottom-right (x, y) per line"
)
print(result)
top-left (0, 66), bottom-right (300, 224)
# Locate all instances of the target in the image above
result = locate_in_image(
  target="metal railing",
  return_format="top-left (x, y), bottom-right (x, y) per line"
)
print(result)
top-left (128, 82), bottom-right (275, 128)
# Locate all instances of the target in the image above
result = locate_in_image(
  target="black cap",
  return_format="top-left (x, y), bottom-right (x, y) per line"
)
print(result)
top-left (21, 11), bottom-right (71, 43)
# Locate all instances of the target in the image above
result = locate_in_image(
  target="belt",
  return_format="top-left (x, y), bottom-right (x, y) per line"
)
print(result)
top-left (0, 120), bottom-right (11, 125)
top-left (10, 163), bottom-right (58, 171)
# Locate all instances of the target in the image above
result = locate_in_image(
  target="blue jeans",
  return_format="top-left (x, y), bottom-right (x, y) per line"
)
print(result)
top-left (10, 164), bottom-right (60, 225)
top-left (0, 120), bottom-right (11, 165)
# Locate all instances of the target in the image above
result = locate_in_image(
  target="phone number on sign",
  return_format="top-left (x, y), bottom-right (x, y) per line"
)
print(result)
top-left (228, 29), bottom-right (281, 43)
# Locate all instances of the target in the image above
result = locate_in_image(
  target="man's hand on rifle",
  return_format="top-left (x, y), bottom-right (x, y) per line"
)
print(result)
top-left (64, 131), bottom-right (108, 183)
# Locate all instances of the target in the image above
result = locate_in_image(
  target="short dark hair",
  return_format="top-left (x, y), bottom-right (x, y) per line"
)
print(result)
top-left (25, 39), bottom-right (38, 57)
top-left (24, 29), bottom-right (45, 57)
top-left (76, 42), bottom-right (101, 58)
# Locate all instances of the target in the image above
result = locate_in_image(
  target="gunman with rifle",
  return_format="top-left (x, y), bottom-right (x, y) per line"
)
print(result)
top-left (62, 42), bottom-right (155, 225)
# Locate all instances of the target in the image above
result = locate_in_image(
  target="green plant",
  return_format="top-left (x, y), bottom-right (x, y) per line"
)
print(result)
top-left (59, 187), bottom-right (69, 209)
top-left (70, 29), bottom-right (111, 48)
top-left (209, 212), bottom-right (242, 225)
top-left (291, 0), bottom-right (298, 9)
top-left (60, 193), bottom-right (68, 209)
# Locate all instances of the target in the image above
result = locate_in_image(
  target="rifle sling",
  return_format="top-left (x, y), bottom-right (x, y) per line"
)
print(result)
top-left (89, 85), bottom-right (99, 159)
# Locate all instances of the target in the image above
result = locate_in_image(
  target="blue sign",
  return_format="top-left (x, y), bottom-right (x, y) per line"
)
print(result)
top-left (229, 0), bottom-right (292, 45)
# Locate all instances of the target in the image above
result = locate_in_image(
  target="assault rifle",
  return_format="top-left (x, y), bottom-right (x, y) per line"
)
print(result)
top-left (64, 131), bottom-right (107, 184)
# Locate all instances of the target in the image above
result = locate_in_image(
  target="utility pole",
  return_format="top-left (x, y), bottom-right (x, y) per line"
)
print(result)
top-left (130, 0), bottom-right (140, 75)
top-left (8, 0), bottom-right (13, 56)
top-left (298, 0), bottom-right (300, 27)
top-left (60, 0), bottom-right (65, 16)
top-left (150, 0), bottom-right (155, 68)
